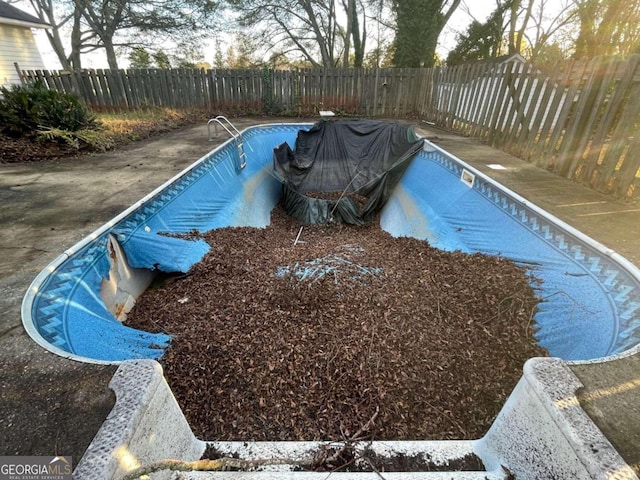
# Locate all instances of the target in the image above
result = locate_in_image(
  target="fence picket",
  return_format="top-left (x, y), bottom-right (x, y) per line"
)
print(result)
top-left (594, 68), bottom-right (640, 193)
top-left (501, 64), bottom-right (535, 148)
top-left (554, 57), bottom-right (606, 176)
top-left (518, 62), bottom-right (558, 158)
top-left (530, 60), bottom-right (575, 165)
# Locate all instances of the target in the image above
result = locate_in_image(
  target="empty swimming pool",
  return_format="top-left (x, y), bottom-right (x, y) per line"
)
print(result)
top-left (21, 121), bottom-right (640, 364)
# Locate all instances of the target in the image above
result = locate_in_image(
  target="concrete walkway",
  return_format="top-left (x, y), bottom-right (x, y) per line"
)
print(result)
top-left (1, 118), bottom-right (638, 473)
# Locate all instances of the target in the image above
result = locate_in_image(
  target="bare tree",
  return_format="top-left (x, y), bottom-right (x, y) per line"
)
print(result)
top-left (449, 0), bottom-right (580, 62)
top-left (340, 0), bottom-right (367, 66)
top-left (525, 0), bottom-right (578, 61)
top-left (507, 0), bottom-right (536, 54)
top-left (16, 0), bottom-right (92, 68)
top-left (75, 0), bottom-right (217, 69)
top-left (15, 0), bottom-right (217, 70)
top-left (226, 0), bottom-right (378, 67)
top-left (446, 0), bottom-right (509, 65)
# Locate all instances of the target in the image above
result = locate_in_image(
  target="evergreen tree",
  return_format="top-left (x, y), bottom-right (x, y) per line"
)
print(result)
top-left (392, 0), bottom-right (461, 67)
top-left (153, 50), bottom-right (172, 69)
top-left (446, 6), bottom-right (507, 65)
top-left (128, 47), bottom-right (152, 68)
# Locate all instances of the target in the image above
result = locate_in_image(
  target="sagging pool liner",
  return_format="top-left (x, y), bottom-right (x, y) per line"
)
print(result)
top-left (22, 123), bottom-right (640, 363)
top-left (273, 119), bottom-right (424, 225)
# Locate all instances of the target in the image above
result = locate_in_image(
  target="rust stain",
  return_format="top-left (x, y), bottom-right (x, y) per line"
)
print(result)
top-left (114, 302), bottom-right (126, 319)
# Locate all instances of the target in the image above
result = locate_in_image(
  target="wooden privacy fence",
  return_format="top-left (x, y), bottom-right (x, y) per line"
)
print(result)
top-left (16, 66), bottom-right (425, 118)
top-left (420, 56), bottom-right (640, 200)
top-left (17, 58), bottom-right (640, 200)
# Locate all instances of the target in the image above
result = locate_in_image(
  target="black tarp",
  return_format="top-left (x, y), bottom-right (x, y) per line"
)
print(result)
top-left (273, 119), bottom-right (424, 225)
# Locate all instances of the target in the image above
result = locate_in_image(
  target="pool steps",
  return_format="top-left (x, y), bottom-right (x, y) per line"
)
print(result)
top-left (73, 358), bottom-right (638, 479)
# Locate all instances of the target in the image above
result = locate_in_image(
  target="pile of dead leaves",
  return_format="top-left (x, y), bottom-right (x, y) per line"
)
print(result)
top-left (126, 207), bottom-right (546, 442)
top-left (0, 133), bottom-right (79, 163)
top-left (0, 108), bottom-right (211, 164)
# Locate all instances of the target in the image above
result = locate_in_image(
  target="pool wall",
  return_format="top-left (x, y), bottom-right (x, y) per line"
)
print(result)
top-left (22, 123), bottom-right (640, 363)
top-left (385, 142), bottom-right (640, 361)
top-left (21, 125), bottom-right (295, 363)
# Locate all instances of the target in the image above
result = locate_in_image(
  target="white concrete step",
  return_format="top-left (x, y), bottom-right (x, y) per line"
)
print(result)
top-left (183, 472), bottom-right (504, 479)
top-left (172, 440), bottom-right (507, 479)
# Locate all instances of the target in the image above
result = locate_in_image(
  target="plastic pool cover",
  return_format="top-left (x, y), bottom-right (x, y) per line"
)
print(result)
top-left (273, 119), bottom-right (424, 225)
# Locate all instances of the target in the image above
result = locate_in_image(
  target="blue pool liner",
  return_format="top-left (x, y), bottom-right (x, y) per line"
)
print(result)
top-left (22, 123), bottom-right (640, 363)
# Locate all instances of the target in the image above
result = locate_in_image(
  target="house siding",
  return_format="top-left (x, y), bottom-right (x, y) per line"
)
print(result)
top-left (0, 23), bottom-right (45, 89)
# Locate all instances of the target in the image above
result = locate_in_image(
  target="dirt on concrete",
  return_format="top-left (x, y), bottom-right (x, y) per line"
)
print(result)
top-left (572, 354), bottom-right (640, 475)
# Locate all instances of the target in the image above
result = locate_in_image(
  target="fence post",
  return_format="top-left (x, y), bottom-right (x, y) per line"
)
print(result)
top-left (13, 62), bottom-right (27, 84)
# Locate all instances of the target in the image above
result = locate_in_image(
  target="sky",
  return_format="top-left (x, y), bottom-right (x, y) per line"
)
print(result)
top-left (30, 0), bottom-right (496, 70)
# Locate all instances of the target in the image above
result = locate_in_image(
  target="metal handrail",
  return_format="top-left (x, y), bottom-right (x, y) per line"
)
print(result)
top-left (207, 116), bottom-right (246, 170)
top-left (207, 115), bottom-right (241, 141)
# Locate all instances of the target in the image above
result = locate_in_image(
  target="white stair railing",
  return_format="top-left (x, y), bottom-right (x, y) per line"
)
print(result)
top-left (207, 116), bottom-right (247, 171)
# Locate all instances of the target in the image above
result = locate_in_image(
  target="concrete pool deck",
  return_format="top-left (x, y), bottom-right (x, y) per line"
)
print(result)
top-left (0, 117), bottom-right (638, 474)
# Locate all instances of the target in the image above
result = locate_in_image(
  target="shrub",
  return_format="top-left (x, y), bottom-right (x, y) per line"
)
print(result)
top-left (0, 81), bottom-right (100, 137)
